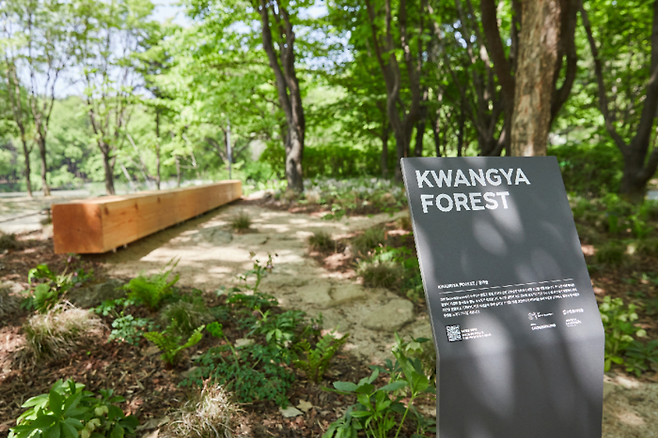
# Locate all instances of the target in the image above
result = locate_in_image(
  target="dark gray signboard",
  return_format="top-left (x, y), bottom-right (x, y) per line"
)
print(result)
top-left (401, 157), bottom-right (604, 438)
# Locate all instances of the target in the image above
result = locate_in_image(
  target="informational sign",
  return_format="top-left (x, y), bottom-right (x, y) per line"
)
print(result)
top-left (401, 157), bottom-right (604, 438)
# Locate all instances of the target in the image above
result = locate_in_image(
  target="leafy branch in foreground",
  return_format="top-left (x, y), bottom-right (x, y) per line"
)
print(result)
top-left (9, 379), bottom-right (138, 438)
top-left (294, 330), bottom-right (349, 383)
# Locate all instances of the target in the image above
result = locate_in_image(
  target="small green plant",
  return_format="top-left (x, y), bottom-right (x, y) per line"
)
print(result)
top-left (323, 334), bottom-right (435, 438)
top-left (624, 340), bottom-right (658, 376)
top-left (107, 314), bottom-right (154, 346)
top-left (23, 303), bottom-right (105, 362)
top-left (124, 259), bottom-right (180, 311)
top-left (9, 379), bottom-right (138, 438)
top-left (184, 321), bottom-right (295, 407)
top-left (253, 309), bottom-right (307, 347)
top-left (595, 241), bottom-right (626, 266)
top-left (294, 330), bottom-right (349, 383)
top-left (231, 210), bottom-right (252, 232)
top-left (23, 263), bottom-right (94, 312)
top-left (161, 295), bottom-right (213, 336)
top-left (226, 291), bottom-right (278, 311)
top-left (636, 238), bottom-right (658, 256)
top-left (235, 253), bottom-right (274, 293)
top-left (351, 228), bottom-right (386, 256)
top-left (308, 230), bottom-right (336, 252)
top-left (599, 296), bottom-right (646, 371)
top-left (165, 380), bottom-right (238, 438)
top-left (144, 324), bottom-right (204, 366)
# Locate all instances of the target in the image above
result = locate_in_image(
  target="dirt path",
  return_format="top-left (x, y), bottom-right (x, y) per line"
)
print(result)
top-left (82, 199), bottom-right (658, 437)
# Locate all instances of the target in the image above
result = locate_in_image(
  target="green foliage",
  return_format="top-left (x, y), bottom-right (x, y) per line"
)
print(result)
top-left (23, 262), bottom-right (94, 313)
top-left (624, 340), bottom-right (658, 376)
top-left (226, 290), bottom-right (278, 312)
top-left (124, 259), bottom-right (180, 311)
top-left (595, 241), bottom-right (626, 266)
top-left (358, 260), bottom-right (403, 289)
top-left (161, 299), bottom-right (212, 336)
top-left (252, 309), bottom-right (307, 350)
top-left (549, 143), bottom-right (623, 197)
top-left (308, 230), bottom-right (336, 252)
top-left (294, 331), bottom-right (349, 383)
top-left (323, 334), bottom-right (435, 438)
top-left (234, 253), bottom-right (274, 294)
top-left (9, 379), bottom-right (138, 438)
top-left (230, 211), bottom-right (252, 232)
top-left (185, 322), bottom-right (295, 407)
top-left (599, 296), bottom-right (647, 371)
top-left (144, 324), bottom-right (205, 366)
top-left (636, 238), bottom-right (658, 256)
top-left (302, 145), bottom-right (382, 179)
top-left (107, 314), bottom-right (154, 346)
top-left (351, 228), bottom-right (386, 257)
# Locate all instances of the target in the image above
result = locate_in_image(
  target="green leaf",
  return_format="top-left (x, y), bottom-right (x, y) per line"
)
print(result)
top-left (44, 423), bottom-right (61, 438)
top-left (379, 380), bottom-right (407, 393)
top-left (333, 381), bottom-right (358, 392)
top-left (110, 424), bottom-right (125, 438)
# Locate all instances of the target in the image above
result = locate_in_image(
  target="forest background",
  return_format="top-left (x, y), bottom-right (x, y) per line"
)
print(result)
top-left (1, 0), bottom-right (657, 203)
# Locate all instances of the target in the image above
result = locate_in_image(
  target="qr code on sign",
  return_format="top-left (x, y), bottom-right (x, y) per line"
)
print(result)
top-left (445, 324), bottom-right (463, 342)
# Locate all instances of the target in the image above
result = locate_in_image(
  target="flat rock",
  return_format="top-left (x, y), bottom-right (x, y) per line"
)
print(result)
top-left (68, 278), bottom-right (125, 309)
top-left (329, 284), bottom-right (366, 307)
top-left (296, 281), bottom-right (332, 307)
top-left (362, 299), bottom-right (414, 332)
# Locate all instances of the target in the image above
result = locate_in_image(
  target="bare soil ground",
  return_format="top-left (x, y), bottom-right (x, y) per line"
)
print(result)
top-left (1, 195), bottom-right (657, 437)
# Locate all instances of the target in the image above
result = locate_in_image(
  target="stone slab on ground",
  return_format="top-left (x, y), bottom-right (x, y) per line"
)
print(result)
top-left (362, 299), bottom-right (414, 332)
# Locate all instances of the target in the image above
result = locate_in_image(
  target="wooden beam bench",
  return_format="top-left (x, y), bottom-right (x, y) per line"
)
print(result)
top-left (52, 180), bottom-right (242, 254)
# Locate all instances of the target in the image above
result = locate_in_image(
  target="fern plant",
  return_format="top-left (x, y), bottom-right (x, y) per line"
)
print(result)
top-left (144, 324), bottom-right (204, 366)
top-left (124, 259), bottom-right (180, 311)
top-left (294, 331), bottom-right (349, 383)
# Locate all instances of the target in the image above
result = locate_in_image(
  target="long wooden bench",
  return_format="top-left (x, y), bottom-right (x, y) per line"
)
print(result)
top-left (52, 180), bottom-right (242, 254)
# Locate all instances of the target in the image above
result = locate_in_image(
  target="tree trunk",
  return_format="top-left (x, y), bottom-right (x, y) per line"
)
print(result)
top-left (511, 0), bottom-right (561, 156)
top-left (457, 106), bottom-right (465, 157)
top-left (37, 139), bottom-right (50, 196)
top-left (429, 109), bottom-right (442, 157)
top-left (20, 137), bottom-right (33, 198)
top-left (381, 123), bottom-right (390, 178)
top-left (414, 104), bottom-right (427, 157)
top-left (101, 146), bottom-right (115, 195)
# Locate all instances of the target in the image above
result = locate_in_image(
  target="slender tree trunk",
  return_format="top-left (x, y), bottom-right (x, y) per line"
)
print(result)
top-left (175, 156), bottom-right (181, 187)
top-left (415, 103), bottom-right (427, 157)
top-left (101, 146), bottom-right (115, 195)
top-left (155, 111), bottom-right (161, 190)
top-left (20, 138), bottom-right (33, 198)
top-left (429, 109), bottom-right (442, 157)
top-left (511, 0), bottom-right (561, 156)
top-left (381, 123), bottom-right (390, 178)
top-left (37, 139), bottom-right (50, 196)
top-left (457, 106), bottom-right (465, 157)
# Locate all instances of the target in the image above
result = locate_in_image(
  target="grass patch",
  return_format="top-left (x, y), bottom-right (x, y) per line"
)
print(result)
top-left (22, 303), bottom-right (105, 362)
top-left (0, 232), bottom-right (19, 250)
top-left (0, 288), bottom-right (20, 326)
top-left (231, 211), bottom-right (252, 232)
top-left (308, 230), bottom-right (335, 252)
top-left (595, 241), bottom-right (627, 266)
top-left (166, 381), bottom-right (239, 438)
top-left (351, 228), bottom-right (385, 256)
top-left (358, 259), bottom-right (403, 288)
top-left (161, 300), bottom-right (213, 337)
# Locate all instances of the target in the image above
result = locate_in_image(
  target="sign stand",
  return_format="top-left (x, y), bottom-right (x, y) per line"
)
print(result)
top-left (402, 157), bottom-right (604, 438)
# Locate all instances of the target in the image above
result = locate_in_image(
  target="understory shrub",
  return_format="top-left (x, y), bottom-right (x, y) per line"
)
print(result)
top-left (22, 303), bottom-right (105, 362)
top-left (599, 297), bottom-right (647, 372)
top-left (351, 228), bottom-right (386, 257)
top-left (124, 259), bottom-right (179, 311)
top-left (323, 334), bottom-right (436, 438)
top-left (164, 380), bottom-right (239, 438)
top-left (308, 230), bottom-right (335, 252)
top-left (144, 324), bottom-right (204, 367)
top-left (9, 379), bottom-right (138, 438)
top-left (359, 260), bottom-right (403, 288)
top-left (595, 241), bottom-right (627, 266)
top-left (549, 143), bottom-right (622, 197)
top-left (161, 297), bottom-right (213, 336)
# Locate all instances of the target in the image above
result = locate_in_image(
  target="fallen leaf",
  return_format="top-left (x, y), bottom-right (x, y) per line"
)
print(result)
top-left (297, 400), bottom-right (313, 413)
top-left (279, 406), bottom-right (303, 418)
